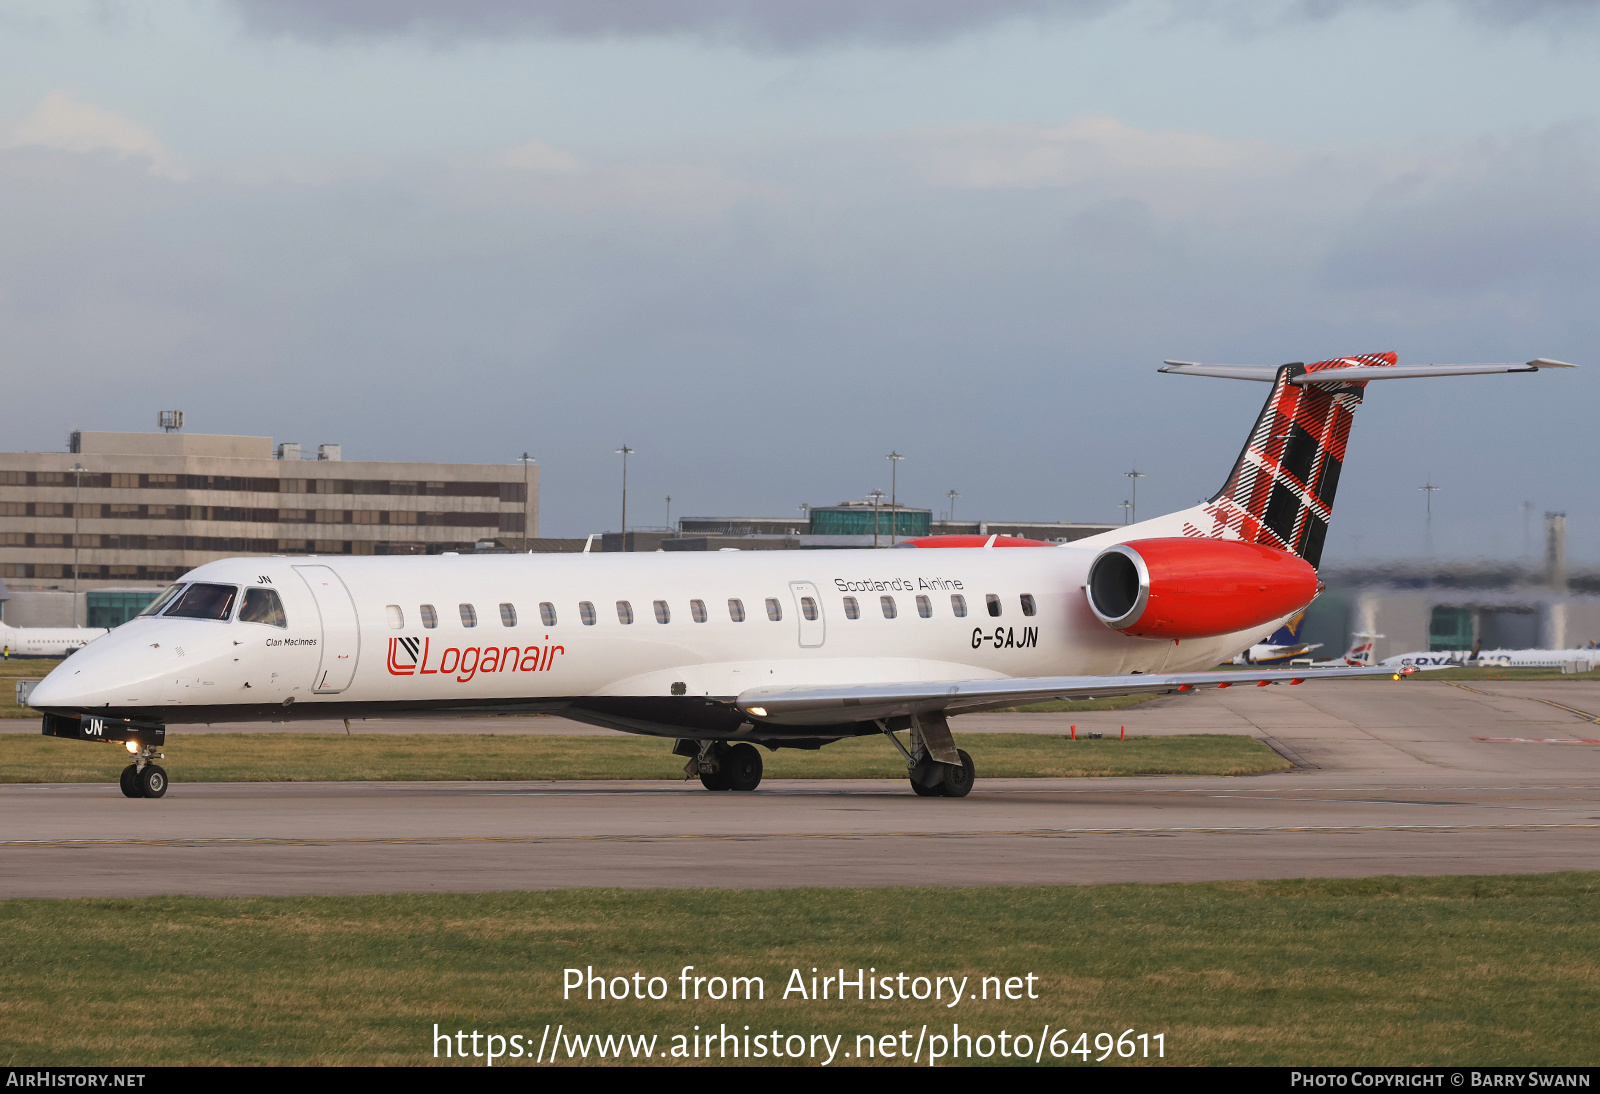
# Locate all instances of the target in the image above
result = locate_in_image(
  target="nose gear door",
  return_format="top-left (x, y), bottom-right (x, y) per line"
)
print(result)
top-left (788, 581), bottom-right (825, 648)
top-left (294, 564), bottom-right (361, 693)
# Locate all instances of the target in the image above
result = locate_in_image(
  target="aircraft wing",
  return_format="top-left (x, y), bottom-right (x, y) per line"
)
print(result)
top-left (734, 665), bottom-right (1407, 726)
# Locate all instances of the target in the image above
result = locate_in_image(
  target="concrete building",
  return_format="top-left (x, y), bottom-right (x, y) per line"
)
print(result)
top-left (0, 430), bottom-right (537, 612)
top-left (670, 505), bottom-right (1116, 552)
top-left (1301, 514), bottom-right (1599, 660)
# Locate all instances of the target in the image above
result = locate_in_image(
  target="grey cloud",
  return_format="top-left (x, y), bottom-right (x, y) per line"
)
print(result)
top-left (224, 0), bottom-right (1116, 49)
top-left (2, 124), bottom-right (1593, 558)
top-left (1322, 124), bottom-right (1600, 295)
top-left (222, 0), bottom-right (1600, 47)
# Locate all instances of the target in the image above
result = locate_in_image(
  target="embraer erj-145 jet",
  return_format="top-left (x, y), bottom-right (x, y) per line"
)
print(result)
top-left (29, 353), bottom-right (1573, 799)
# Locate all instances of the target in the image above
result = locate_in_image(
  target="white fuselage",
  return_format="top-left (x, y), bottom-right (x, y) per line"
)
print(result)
top-left (0, 623), bottom-right (108, 660)
top-left (28, 546), bottom-right (1288, 733)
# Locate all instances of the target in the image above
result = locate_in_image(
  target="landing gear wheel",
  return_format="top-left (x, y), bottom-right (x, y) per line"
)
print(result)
top-left (938, 749), bottom-right (975, 799)
top-left (724, 743), bottom-right (763, 792)
top-left (910, 778), bottom-right (941, 797)
top-left (699, 754), bottom-right (732, 791)
top-left (119, 765), bottom-right (140, 798)
top-left (137, 764), bottom-right (168, 799)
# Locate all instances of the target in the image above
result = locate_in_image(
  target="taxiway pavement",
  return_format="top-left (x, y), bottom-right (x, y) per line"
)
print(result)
top-left (4, 679), bottom-right (1599, 897)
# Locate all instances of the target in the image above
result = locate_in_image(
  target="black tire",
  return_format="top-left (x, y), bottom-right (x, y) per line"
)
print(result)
top-left (724, 743), bottom-right (763, 792)
top-left (938, 749), bottom-right (976, 799)
top-left (119, 765), bottom-right (140, 798)
top-left (137, 764), bottom-right (168, 799)
top-left (910, 777), bottom-right (942, 797)
top-left (699, 753), bottom-right (732, 791)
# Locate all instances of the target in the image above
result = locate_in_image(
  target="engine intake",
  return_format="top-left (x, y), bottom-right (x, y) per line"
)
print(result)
top-left (1086, 538), bottom-right (1319, 641)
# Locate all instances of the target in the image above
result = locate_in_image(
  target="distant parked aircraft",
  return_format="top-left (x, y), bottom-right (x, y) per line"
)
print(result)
top-left (1231, 609), bottom-right (1321, 665)
top-left (0, 622), bottom-right (109, 659)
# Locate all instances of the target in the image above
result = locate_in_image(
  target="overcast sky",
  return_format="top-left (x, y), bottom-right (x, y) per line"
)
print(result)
top-left (1, 0), bottom-right (1596, 558)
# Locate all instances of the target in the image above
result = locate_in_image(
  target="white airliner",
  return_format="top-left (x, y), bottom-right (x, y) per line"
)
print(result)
top-left (0, 622), bottom-right (108, 660)
top-left (1293, 632), bottom-right (1383, 668)
top-left (28, 353), bottom-right (1573, 799)
top-left (1381, 646), bottom-right (1597, 670)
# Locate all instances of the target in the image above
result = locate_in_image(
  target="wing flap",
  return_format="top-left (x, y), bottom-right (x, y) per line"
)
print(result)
top-left (736, 665), bottom-right (1406, 725)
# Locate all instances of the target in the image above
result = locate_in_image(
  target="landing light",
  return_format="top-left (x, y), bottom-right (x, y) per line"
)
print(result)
top-left (747, 706), bottom-right (768, 718)
top-left (124, 741), bottom-right (138, 753)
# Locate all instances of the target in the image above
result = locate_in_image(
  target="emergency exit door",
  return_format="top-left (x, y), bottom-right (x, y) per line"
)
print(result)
top-left (294, 565), bottom-right (361, 692)
top-left (789, 581), bottom-right (826, 648)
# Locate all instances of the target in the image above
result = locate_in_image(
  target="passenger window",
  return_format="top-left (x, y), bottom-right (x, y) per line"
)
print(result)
top-left (801, 596), bottom-right (818, 621)
top-left (728, 598), bottom-right (746, 622)
top-left (460, 603), bottom-right (478, 628)
top-left (881, 595), bottom-right (897, 619)
top-left (951, 594), bottom-right (968, 618)
top-left (843, 596), bottom-right (860, 620)
top-left (986, 593), bottom-right (1001, 617)
top-left (916, 594), bottom-right (931, 618)
top-left (654, 600), bottom-right (670, 624)
top-left (1020, 594), bottom-right (1037, 617)
top-left (138, 584), bottom-right (186, 617)
top-left (164, 583), bottom-right (238, 621)
top-left (499, 602), bottom-right (517, 627)
top-left (766, 597), bottom-right (782, 622)
top-left (690, 599), bottom-right (707, 623)
top-left (421, 604), bottom-right (438, 629)
top-left (617, 600), bottom-right (634, 624)
top-left (540, 602), bottom-right (557, 626)
top-left (239, 588), bottom-right (288, 628)
top-left (385, 604), bottom-right (405, 629)
top-left (579, 601), bottom-right (596, 626)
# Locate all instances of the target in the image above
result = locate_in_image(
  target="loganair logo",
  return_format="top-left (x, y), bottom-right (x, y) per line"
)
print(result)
top-left (387, 636), bottom-right (565, 682)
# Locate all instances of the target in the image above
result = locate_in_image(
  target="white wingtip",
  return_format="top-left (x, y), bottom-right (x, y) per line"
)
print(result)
top-left (1527, 358), bottom-right (1577, 368)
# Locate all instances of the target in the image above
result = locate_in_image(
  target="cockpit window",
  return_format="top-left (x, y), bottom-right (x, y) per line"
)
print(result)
top-left (239, 587), bottom-right (288, 628)
top-left (163, 583), bottom-right (239, 621)
top-left (138, 584), bottom-right (186, 617)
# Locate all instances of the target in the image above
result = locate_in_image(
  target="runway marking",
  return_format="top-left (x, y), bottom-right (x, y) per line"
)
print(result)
top-left (5, 823), bottom-right (1600, 849)
top-left (1473, 737), bottom-right (1600, 745)
top-left (1446, 682), bottom-right (1600, 723)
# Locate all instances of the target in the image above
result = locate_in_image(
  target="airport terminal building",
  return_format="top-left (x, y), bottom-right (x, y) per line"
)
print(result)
top-left (0, 430), bottom-right (535, 625)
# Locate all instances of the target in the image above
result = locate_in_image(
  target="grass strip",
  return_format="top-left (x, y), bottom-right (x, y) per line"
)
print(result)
top-left (0, 732), bottom-right (1285, 783)
top-left (1, 873), bottom-right (1596, 1066)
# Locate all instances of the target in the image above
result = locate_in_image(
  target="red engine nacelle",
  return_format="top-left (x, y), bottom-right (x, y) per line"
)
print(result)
top-left (1085, 538), bottom-right (1320, 641)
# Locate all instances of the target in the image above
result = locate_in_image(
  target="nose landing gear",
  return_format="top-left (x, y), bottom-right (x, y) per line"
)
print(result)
top-left (120, 742), bottom-right (168, 798)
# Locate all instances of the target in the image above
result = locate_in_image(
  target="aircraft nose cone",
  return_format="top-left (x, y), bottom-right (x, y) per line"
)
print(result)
top-left (26, 672), bottom-right (82, 711)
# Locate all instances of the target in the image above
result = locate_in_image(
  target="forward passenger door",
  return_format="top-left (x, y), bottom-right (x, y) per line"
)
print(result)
top-left (294, 565), bottom-right (361, 692)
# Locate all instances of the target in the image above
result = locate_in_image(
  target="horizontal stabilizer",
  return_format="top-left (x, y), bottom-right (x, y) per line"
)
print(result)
top-left (736, 665), bottom-right (1406, 725)
top-left (1159, 359), bottom-right (1576, 383)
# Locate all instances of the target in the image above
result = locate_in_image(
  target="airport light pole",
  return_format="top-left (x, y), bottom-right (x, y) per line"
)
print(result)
top-left (71, 463), bottom-right (84, 626)
top-left (869, 489), bottom-right (886, 548)
top-left (1121, 499), bottom-right (1131, 524)
top-left (665, 496), bottom-right (672, 536)
top-left (1123, 467), bottom-right (1145, 524)
top-left (885, 451), bottom-right (904, 544)
top-left (517, 452), bottom-right (536, 544)
top-left (1421, 478), bottom-right (1441, 557)
top-left (946, 490), bottom-right (960, 526)
top-left (615, 445), bottom-right (634, 551)
top-left (1522, 500), bottom-right (1534, 559)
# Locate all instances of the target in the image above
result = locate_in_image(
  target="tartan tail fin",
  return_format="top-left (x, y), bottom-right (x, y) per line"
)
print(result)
top-left (1198, 352), bottom-right (1397, 568)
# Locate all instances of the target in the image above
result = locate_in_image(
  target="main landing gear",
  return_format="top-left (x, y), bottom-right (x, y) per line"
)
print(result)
top-left (679, 740), bottom-right (763, 792)
top-left (884, 712), bottom-right (975, 798)
top-left (119, 743), bottom-right (168, 799)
